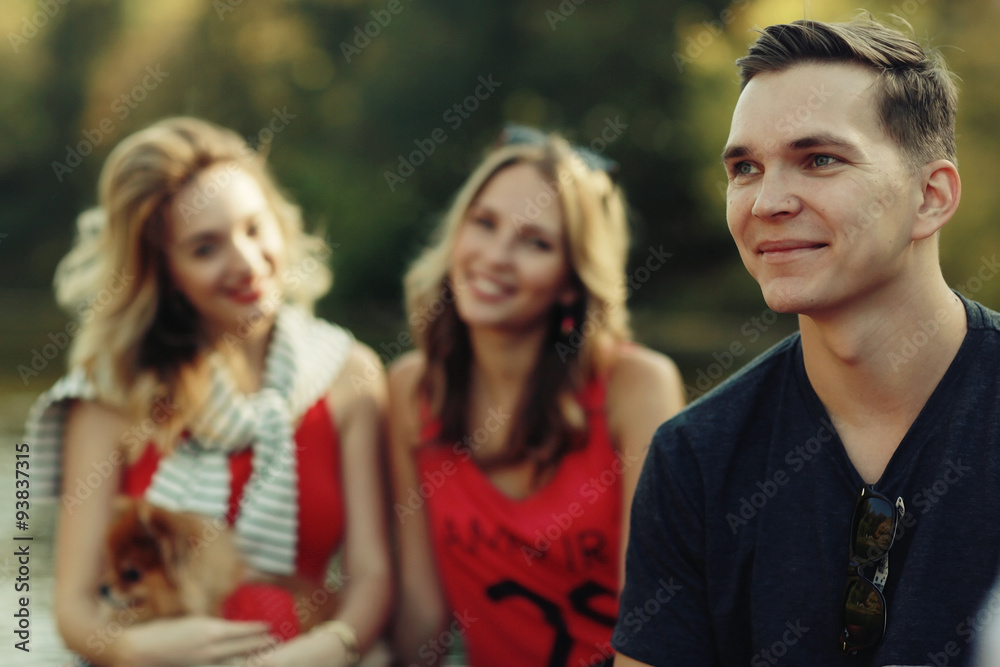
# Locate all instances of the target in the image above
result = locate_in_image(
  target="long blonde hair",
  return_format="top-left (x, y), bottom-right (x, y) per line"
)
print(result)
top-left (55, 117), bottom-right (331, 443)
top-left (405, 132), bottom-right (631, 472)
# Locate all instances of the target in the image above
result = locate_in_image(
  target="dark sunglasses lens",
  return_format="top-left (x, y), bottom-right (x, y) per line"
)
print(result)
top-left (842, 576), bottom-right (886, 652)
top-left (851, 496), bottom-right (895, 562)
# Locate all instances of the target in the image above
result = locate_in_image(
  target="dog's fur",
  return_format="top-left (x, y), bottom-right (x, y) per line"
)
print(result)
top-left (102, 498), bottom-right (243, 621)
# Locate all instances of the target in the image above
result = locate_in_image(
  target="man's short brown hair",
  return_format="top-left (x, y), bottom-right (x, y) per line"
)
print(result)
top-left (737, 17), bottom-right (958, 169)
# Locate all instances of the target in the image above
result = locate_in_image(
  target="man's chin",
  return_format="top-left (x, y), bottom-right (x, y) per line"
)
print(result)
top-left (759, 288), bottom-right (806, 316)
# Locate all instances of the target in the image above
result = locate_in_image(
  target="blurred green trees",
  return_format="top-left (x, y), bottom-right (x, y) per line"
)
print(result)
top-left (2, 0), bottom-right (999, 394)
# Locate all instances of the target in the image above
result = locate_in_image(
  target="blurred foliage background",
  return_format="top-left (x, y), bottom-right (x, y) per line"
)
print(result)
top-left (2, 0), bottom-right (999, 406)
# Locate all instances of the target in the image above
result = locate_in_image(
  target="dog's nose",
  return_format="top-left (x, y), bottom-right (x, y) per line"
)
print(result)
top-left (99, 584), bottom-right (111, 599)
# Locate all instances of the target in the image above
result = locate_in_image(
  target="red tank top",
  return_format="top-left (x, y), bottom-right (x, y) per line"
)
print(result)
top-left (416, 380), bottom-right (621, 667)
top-left (121, 397), bottom-right (345, 581)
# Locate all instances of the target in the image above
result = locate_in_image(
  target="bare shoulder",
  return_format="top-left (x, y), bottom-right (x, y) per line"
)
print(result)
top-left (388, 350), bottom-right (426, 399)
top-left (330, 341), bottom-right (386, 395)
top-left (327, 340), bottom-right (388, 426)
top-left (63, 399), bottom-right (135, 462)
top-left (605, 345), bottom-right (686, 437)
top-left (387, 350), bottom-right (427, 452)
top-left (606, 345), bottom-right (684, 401)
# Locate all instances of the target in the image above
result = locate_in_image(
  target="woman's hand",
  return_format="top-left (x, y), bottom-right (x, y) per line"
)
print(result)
top-left (112, 616), bottom-right (272, 667)
top-left (231, 628), bottom-right (349, 667)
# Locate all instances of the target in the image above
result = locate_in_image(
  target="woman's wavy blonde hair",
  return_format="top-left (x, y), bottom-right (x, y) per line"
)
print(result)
top-left (405, 131), bottom-right (632, 473)
top-left (56, 117), bottom-right (331, 443)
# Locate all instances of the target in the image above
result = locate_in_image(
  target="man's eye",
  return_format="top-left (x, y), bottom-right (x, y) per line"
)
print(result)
top-left (812, 155), bottom-right (838, 167)
top-left (733, 161), bottom-right (759, 177)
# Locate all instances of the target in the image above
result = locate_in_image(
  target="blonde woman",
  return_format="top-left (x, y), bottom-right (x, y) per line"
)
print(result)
top-left (390, 126), bottom-right (686, 666)
top-left (26, 117), bottom-right (390, 666)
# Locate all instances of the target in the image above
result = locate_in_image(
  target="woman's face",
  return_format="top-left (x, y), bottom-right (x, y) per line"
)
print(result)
top-left (164, 164), bottom-right (286, 340)
top-left (449, 162), bottom-right (577, 335)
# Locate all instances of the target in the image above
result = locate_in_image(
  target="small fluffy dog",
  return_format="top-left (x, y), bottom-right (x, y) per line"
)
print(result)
top-left (102, 498), bottom-right (243, 621)
top-left (102, 499), bottom-right (337, 640)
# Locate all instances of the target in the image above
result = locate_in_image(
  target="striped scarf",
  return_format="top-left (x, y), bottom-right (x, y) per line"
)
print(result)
top-left (25, 305), bottom-right (353, 575)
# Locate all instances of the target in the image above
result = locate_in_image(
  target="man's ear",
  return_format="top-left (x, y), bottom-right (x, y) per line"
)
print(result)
top-left (912, 159), bottom-right (961, 241)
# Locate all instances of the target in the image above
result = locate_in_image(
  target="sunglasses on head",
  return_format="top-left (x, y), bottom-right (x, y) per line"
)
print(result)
top-left (841, 485), bottom-right (899, 655)
top-left (494, 123), bottom-right (620, 177)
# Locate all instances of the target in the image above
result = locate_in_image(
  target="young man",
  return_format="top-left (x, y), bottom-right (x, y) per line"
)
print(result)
top-left (613, 17), bottom-right (1000, 666)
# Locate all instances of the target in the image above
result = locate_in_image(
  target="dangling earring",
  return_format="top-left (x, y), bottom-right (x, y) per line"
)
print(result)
top-left (559, 307), bottom-right (576, 337)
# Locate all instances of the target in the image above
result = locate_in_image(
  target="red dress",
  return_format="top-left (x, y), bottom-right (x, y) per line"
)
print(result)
top-left (121, 398), bottom-right (345, 636)
top-left (416, 381), bottom-right (621, 667)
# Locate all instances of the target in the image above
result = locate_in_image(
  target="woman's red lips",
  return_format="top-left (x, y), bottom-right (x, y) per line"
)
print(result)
top-left (227, 288), bottom-right (262, 304)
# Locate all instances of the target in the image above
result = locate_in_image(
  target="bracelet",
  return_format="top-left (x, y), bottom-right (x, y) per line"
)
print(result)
top-left (316, 620), bottom-right (360, 665)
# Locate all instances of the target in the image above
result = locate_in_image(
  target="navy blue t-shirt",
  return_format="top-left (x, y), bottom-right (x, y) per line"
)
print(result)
top-left (614, 296), bottom-right (1000, 666)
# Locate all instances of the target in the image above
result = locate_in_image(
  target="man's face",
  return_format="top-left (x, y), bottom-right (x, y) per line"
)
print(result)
top-left (722, 62), bottom-right (923, 317)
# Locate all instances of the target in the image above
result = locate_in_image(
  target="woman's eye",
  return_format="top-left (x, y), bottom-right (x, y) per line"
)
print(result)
top-left (523, 236), bottom-right (552, 251)
top-left (194, 243), bottom-right (217, 258)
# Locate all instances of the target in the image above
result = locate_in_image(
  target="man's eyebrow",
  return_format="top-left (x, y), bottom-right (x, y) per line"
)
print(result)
top-left (789, 133), bottom-right (857, 152)
top-left (722, 134), bottom-right (859, 163)
top-left (721, 145), bottom-right (750, 162)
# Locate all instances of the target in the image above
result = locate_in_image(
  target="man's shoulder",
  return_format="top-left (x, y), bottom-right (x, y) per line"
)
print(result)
top-left (677, 333), bottom-right (800, 426)
top-left (964, 294), bottom-right (1000, 335)
top-left (651, 333), bottom-right (802, 462)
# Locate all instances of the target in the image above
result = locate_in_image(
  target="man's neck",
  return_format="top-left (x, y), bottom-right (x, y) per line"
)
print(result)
top-left (798, 280), bottom-right (967, 481)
